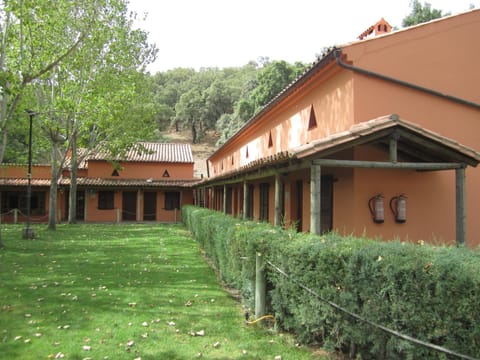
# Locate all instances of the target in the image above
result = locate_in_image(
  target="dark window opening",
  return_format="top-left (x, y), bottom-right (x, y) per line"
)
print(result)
top-left (320, 175), bottom-right (334, 234)
top-left (111, 169), bottom-right (119, 176)
top-left (144, 192), bottom-right (157, 221)
top-left (163, 169), bottom-right (170, 178)
top-left (246, 146), bottom-right (249, 158)
top-left (165, 191), bottom-right (180, 210)
top-left (308, 105), bottom-right (317, 130)
top-left (246, 184), bottom-right (254, 219)
top-left (225, 187), bottom-right (233, 214)
top-left (259, 183), bottom-right (269, 221)
top-left (98, 191), bottom-right (114, 210)
top-left (268, 131), bottom-right (273, 148)
top-left (1, 191), bottom-right (46, 216)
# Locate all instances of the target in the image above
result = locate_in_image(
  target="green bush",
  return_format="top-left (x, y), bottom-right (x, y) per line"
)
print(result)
top-left (182, 206), bottom-right (480, 359)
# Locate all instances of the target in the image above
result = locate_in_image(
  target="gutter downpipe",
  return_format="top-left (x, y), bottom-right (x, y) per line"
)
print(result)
top-left (334, 49), bottom-right (480, 110)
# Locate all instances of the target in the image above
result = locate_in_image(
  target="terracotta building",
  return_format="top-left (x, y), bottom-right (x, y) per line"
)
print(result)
top-left (0, 142), bottom-right (197, 223)
top-left (195, 9), bottom-right (480, 247)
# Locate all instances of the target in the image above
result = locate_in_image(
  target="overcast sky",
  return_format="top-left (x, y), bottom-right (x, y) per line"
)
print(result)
top-left (127, 0), bottom-right (478, 73)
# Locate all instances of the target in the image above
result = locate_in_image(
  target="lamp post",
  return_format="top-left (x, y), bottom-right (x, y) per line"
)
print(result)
top-left (23, 110), bottom-right (35, 239)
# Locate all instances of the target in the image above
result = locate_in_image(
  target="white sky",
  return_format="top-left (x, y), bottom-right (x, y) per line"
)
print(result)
top-left (127, 0), bottom-right (478, 73)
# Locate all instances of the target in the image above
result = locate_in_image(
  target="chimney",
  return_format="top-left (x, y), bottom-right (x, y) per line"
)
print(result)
top-left (358, 18), bottom-right (392, 40)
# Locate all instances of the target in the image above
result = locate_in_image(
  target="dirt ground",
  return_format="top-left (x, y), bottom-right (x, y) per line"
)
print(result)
top-left (161, 128), bottom-right (219, 178)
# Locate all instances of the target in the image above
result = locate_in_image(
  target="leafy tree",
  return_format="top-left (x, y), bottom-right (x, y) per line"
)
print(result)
top-left (3, 0), bottom-right (156, 229)
top-left (402, 0), bottom-right (446, 27)
top-left (175, 88), bottom-right (204, 143)
top-left (0, 0), bottom-right (95, 163)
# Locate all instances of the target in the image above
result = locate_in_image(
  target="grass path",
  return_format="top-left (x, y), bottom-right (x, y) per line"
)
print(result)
top-left (0, 224), bottom-right (327, 359)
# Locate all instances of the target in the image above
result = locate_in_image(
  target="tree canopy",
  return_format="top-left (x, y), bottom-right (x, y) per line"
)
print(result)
top-left (402, 0), bottom-right (447, 27)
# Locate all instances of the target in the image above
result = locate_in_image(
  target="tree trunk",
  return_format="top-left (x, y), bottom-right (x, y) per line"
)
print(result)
top-left (48, 174), bottom-right (58, 230)
top-left (0, 192), bottom-right (4, 248)
top-left (48, 142), bottom-right (60, 230)
top-left (68, 135), bottom-right (78, 224)
top-left (191, 122), bottom-right (197, 144)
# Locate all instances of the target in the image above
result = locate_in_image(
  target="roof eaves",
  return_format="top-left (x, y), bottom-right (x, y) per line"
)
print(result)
top-left (207, 48), bottom-right (339, 162)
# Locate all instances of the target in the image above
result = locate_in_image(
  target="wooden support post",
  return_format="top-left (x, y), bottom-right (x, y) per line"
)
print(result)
top-left (243, 180), bottom-right (248, 220)
top-left (456, 166), bottom-right (466, 245)
top-left (116, 208), bottom-right (121, 224)
top-left (274, 173), bottom-right (283, 226)
top-left (255, 252), bottom-right (266, 318)
top-left (389, 133), bottom-right (399, 162)
top-left (137, 190), bottom-right (142, 222)
top-left (211, 187), bottom-right (215, 210)
top-left (310, 163), bottom-right (321, 235)
top-left (223, 184), bottom-right (227, 213)
top-left (13, 208), bottom-right (18, 224)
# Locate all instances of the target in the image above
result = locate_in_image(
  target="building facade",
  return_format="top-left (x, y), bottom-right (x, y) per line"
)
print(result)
top-left (0, 143), bottom-right (197, 224)
top-left (195, 10), bottom-right (480, 246)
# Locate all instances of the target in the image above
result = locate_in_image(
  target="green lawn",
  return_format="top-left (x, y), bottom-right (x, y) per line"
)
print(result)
top-left (0, 224), bottom-right (329, 359)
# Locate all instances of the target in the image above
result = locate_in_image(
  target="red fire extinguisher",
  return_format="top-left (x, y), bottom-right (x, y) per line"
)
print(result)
top-left (390, 194), bottom-right (407, 223)
top-left (368, 194), bottom-right (384, 224)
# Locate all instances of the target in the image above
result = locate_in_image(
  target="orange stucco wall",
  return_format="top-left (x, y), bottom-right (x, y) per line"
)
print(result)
top-left (87, 161), bottom-right (194, 179)
top-left (341, 10), bottom-right (480, 245)
top-left (208, 66), bottom-right (354, 176)
top-left (0, 164), bottom-right (51, 178)
top-left (204, 10), bottom-right (480, 246)
top-left (84, 189), bottom-right (191, 223)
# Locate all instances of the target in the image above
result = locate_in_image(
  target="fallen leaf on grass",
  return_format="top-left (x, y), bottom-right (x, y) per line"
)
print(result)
top-left (190, 330), bottom-right (205, 337)
top-left (82, 345), bottom-right (91, 351)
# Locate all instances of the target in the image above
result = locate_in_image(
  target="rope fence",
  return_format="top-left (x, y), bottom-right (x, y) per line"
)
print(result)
top-left (0, 208), bottom-right (49, 223)
top-left (265, 259), bottom-right (479, 360)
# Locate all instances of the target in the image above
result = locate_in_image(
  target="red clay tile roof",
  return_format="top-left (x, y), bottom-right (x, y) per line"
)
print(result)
top-left (0, 178), bottom-right (51, 187)
top-left (0, 177), bottom-right (200, 188)
top-left (72, 177), bottom-right (199, 188)
top-left (88, 142), bottom-right (194, 163)
top-left (292, 114), bottom-right (480, 165)
top-left (357, 18), bottom-right (392, 40)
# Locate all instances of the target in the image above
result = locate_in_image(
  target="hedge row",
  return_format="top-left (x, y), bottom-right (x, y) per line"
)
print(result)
top-left (182, 206), bottom-right (480, 359)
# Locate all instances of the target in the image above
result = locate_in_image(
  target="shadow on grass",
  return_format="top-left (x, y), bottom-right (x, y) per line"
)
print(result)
top-left (0, 224), bottom-right (327, 360)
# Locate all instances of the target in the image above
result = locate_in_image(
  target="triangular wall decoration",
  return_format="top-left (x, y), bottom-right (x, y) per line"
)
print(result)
top-left (308, 105), bottom-right (317, 130)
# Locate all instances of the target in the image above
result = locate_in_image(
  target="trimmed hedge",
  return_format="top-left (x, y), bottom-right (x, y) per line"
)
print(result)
top-left (182, 206), bottom-right (480, 359)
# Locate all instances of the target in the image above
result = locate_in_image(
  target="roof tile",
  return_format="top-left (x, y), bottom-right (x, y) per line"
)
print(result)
top-left (89, 142), bottom-right (194, 163)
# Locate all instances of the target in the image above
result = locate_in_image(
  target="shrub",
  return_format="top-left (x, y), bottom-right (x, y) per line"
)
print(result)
top-left (182, 206), bottom-right (480, 359)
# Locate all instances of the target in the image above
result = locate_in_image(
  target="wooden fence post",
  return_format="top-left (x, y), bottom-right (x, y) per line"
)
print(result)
top-left (255, 252), bottom-right (266, 318)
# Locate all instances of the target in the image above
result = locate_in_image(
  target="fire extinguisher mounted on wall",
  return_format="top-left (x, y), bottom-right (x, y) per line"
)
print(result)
top-left (368, 194), bottom-right (384, 224)
top-left (390, 193), bottom-right (407, 223)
